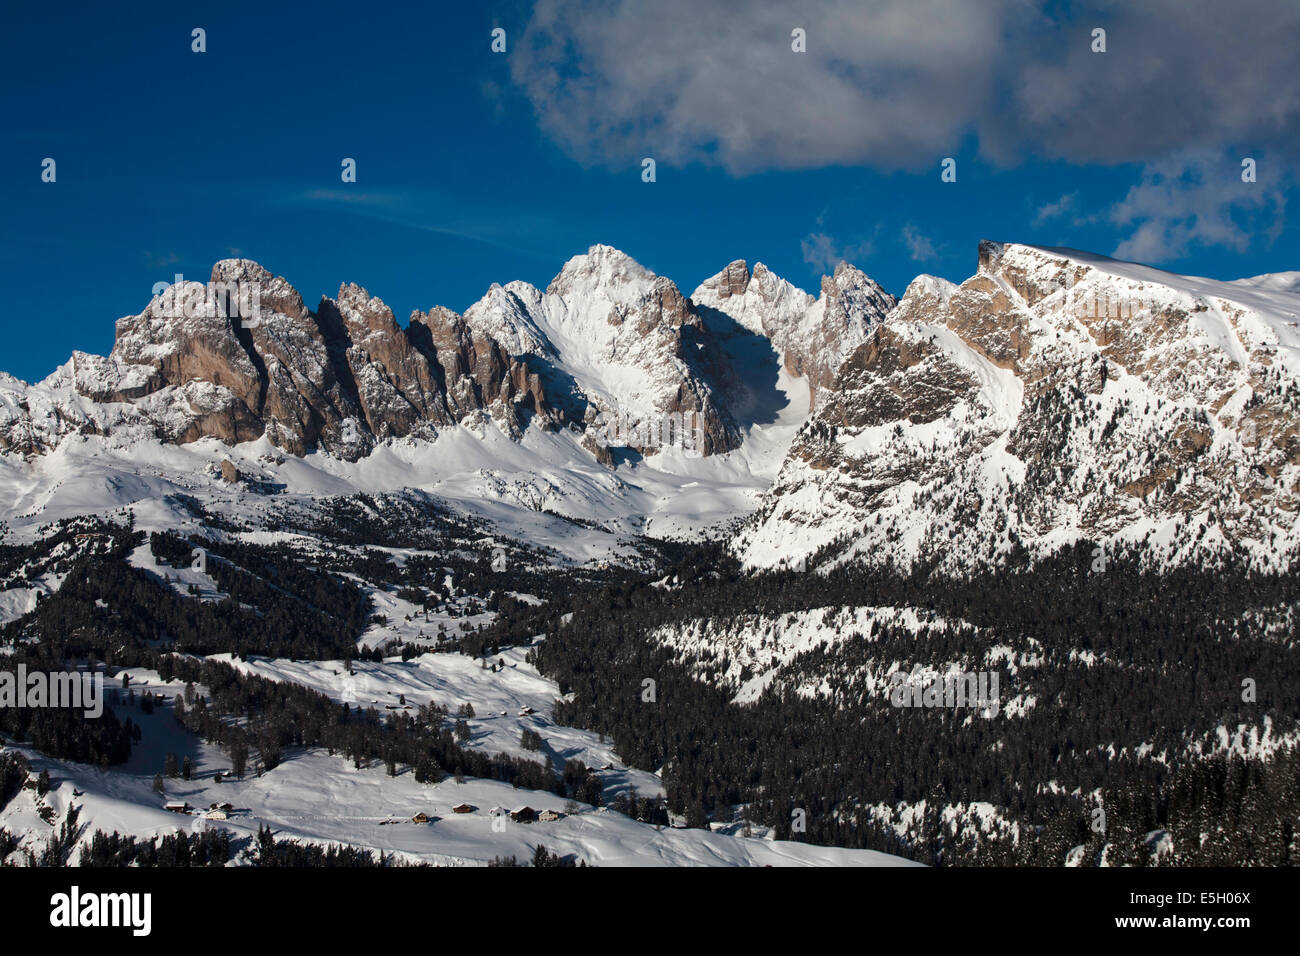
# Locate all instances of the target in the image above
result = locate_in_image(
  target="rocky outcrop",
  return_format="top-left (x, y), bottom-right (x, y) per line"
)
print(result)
top-left (410, 305), bottom-right (554, 438)
top-left (793, 264), bottom-right (897, 407)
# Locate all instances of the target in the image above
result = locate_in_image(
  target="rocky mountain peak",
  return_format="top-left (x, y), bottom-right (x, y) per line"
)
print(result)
top-left (547, 244), bottom-right (653, 299)
top-left (703, 259), bottom-right (753, 299)
top-left (690, 257), bottom-right (891, 409)
top-left (821, 261), bottom-right (896, 316)
top-left (785, 262), bottom-right (895, 408)
top-left (209, 258), bottom-right (309, 321)
top-left (332, 283), bottom-right (398, 334)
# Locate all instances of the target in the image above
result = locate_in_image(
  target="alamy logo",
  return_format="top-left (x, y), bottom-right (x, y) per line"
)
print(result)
top-left (593, 408), bottom-right (706, 457)
top-left (0, 665), bottom-right (103, 718)
top-left (49, 886), bottom-right (151, 936)
top-left (888, 666), bottom-right (1001, 717)
top-left (151, 274), bottom-right (263, 328)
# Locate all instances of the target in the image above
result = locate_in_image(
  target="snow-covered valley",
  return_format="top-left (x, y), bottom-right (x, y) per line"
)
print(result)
top-left (3, 643), bottom-right (908, 866)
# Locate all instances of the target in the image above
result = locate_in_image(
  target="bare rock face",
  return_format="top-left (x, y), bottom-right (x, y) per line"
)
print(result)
top-left (410, 305), bottom-right (554, 437)
top-left (18, 247), bottom-right (865, 464)
top-left (237, 270), bottom-right (351, 457)
top-left (220, 458), bottom-right (240, 482)
top-left (109, 278), bottom-right (263, 413)
top-left (793, 264), bottom-right (898, 406)
top-left (163, 381), bottom-right (266, 447)
top-left (711, 259), bottom-right (753, 300)
top-left (88, 260), bottom-right (334, 453)
top-left (321, 284), bottom-right (450, 441)
top-left (941, 273), bottom-right (1029, 371)
top-left (820, 327), bottom-right (981, 430)
top-left (740, 241), bottom-right (1300, 573)
top-left (691, 259), bottom-right (893, 410)
top-left (35, 259), bottom-right (573, 461)
top-left (580, 429), bottom-right (616, 468)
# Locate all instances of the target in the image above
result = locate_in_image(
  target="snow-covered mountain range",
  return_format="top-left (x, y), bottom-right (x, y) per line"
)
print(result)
top-left (2, 240), bottom-right (1297, 571)
top-left (4, 240), bottom-right (1299, 868)
top-left (740, 241), bottom-right (1300, 572)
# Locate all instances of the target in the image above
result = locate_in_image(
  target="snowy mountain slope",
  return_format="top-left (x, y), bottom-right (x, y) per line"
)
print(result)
top-left (0, 394), bottom-right (804, 559)
top-left (740, 241), bottom-right (1300, 573)
top-left (216, 646), bottom-right (668, 799)
top-left (1, 741), bottom-right (913, 867)
top-left (651, 604), bottom-right (983, 705)
top-left (0, 247), bottom-right (841, 558)
top-left (464, 245), bottom-right (742, 456)
top-left (1232, 271), bottom-right (1300, 296)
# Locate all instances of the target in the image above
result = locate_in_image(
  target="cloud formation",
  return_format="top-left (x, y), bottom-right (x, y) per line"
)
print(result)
top-left (1034, 151), bottom-right (1288, 262)
top-left (510, 0), bottom-right (1300, 174)
top-left (1033, 193), bottom-right (1080, 228)
top-left (901, 224), bottom-right (938, 262)
top-left (1109, 150), bottom-right (1287, 262)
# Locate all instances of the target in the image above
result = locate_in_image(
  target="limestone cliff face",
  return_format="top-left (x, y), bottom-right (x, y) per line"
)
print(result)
top-left (410, 305), bottom-right (554, 439)
top-left (795, 264), bottom-right (898, 407)
top-left (740, 242), bottom-right (1300, 573)
top-left (23, 260), bottom-right (557, 460)
top-left (692, 259), bottom-right (894, 410)
top-left (2, 246), bottom-right (902, 465)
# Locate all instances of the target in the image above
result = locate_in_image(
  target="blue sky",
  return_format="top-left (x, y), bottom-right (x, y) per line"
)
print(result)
top-left (2, 0), bottom-right (1296, 383)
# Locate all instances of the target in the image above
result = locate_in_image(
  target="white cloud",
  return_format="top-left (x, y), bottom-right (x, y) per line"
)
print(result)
top-left (1011, 1), bottom-right (1300, 167)
top-left (509, 0), bottom-right (1300, 175)
top-left (1109, 149), bottom-right (1287, 262)
top-left (901, 224), bottom-right (938, 261)
top-left (512, 0), bottom-right (1021, 174)
top-left (1033, 192), bottom-right (1079, 227)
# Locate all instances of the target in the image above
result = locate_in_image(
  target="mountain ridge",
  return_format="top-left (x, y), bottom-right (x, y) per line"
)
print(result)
top-left (739, 240), bottom-right (1300, 572)
top-left (2, 240), bottom-right (1297, 572)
